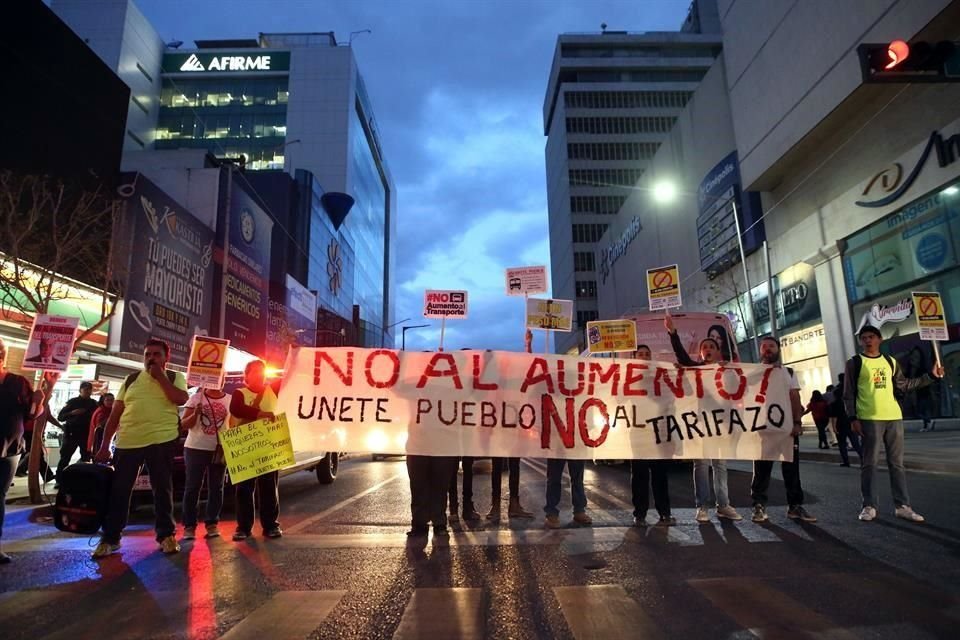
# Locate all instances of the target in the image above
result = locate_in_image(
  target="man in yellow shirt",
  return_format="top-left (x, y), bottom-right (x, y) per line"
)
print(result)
top-left (92, 339), bottom-right (189, 558)
top-left (843, 325), bottom-right (944, 523)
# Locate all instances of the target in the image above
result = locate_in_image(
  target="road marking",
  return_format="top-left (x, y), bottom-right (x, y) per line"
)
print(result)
top-left (220, 590), bottom-right (346, 639)
top-left (393, 587), bottom-right (485, 640)
top-left (555, 585), bottom-right (662, 639)
top-left (689, 577), bottom-right (858, 639)
top-left (286, 472), bottom-right (404, 534)
top-left (521, 459), bottom-right (623, 525)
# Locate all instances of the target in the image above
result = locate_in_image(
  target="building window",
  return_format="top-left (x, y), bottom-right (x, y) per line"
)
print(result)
top-left (131, 95), bottom-right (149, 115)
top-left (569, 168), bottom-right (644, 187)
top-left (136, 62), bottom-right (154, 83)
top-left (566, 116), bottom-right (678, 135)
top-left (570, 195), bottom-right (627, 215)
top-left (576, 280), bottom-right (597, 299)
top-left (564, 90), bottom-right (694, 110)
top-left (567, 142), bottom-right (660, 161)
top-left (577, 310), bottom-right (599, 327)
top-left (571, 223), bottom-right (608, 243)
top-left (126, 130), bottom-right (145, 148)
top-left (574, 252), bottom-right (596, 272)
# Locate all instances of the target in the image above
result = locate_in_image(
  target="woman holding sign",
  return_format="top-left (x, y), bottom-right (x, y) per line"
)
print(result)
top-left (664, 312), bottom-right (743, 524)
top-left (180, 386), bottom-right (230, 540)
top-left (229, 360), bottom-right (282, 541)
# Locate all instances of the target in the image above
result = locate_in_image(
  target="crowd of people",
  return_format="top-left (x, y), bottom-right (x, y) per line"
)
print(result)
top-left (0, 317), bottom-right (947, 563)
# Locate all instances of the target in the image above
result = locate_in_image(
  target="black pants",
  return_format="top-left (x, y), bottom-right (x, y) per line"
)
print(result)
top-left (56, 432), bottom-right (90, 478)
top-left (491, 457), bottom-right (520, 500)
top-left (631, 459), bottom-right (671, 518)
top-left (235, 470), bottom-right (280, 534)
top-left (838, 425), bottom-right (863, 466)
top-left (102, 439), bottom-right (176, 544)
top-left (16, 436), bottom-right (50, 480)
top-left (408, 455), bottom-right (457, 529)
top-left (447, 457), bottom-right (474, 511)
top-left (751, 436), bottom-right (803, 507)
top-left (814, 418), bottom-right (829, 448)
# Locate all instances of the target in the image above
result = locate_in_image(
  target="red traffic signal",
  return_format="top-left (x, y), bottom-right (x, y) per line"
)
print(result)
top-left (858, 40), bottom-right (959, 83)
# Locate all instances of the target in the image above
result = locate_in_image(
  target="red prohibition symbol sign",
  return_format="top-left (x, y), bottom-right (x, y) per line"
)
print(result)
top-left (197, 342), bottom-right (221, 363)
top-left (919, 296), bottom-right (938, 317)
top-left (653, 270), bottom-right (673, 289)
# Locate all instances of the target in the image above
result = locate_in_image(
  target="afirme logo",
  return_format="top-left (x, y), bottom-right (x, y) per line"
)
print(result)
top-left (179, 54), bottom-right (274, 72)
top-left (179, 54), bottom-right (205, 72)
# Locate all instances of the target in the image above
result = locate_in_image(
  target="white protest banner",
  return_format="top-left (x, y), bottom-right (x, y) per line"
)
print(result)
top-left (647, 264), bottom-right (682, 311)
top-left (423, 290), bottom-right (468, 319)
top-left (278, 348), bottom-right (795, 461)
top-left (526, 298), bottom-right (574, 332)
top-left (23, 314), bottom-right (79, 372)
top-left (505, 266), bottom-right (548, 296)
top-left (187, 335), bottom-right (230, 388)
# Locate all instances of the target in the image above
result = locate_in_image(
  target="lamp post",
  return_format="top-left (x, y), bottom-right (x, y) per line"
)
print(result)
top-left (382, 317), bottom-right (411, 348)
top-left (317, 327), bottom-right (346, 346)
top-left (651, 180), bottom-right (760, 357)
top-left (401, 324), bottom-right (429, 351)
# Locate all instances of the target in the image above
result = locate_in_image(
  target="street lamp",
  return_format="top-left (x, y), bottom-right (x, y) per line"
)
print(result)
top-left (317, 327), bottom-right (346, 346)
top-left (382, 317), bottom-right (411, 347)
top-left (650, 180), bottom-right (760, 356)
top-left (401, 324), bottom-right (429, 351)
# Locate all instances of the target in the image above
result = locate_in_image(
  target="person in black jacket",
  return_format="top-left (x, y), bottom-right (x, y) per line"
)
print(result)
top-left (55, 381), bottom-right (97, 479)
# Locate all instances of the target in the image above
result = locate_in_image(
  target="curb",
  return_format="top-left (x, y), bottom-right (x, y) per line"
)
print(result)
top-left (801, 450), bottom-right (960, 474)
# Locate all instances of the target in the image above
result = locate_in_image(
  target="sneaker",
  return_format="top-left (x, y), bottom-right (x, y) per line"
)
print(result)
top-left (462, 505), bottom-right (481, 521)
top-left (264, 527), bottom-right (283, 538)
top-left (232, 530), bottom-right (250, 541)
top-left (205, 523), bottom-right (220, 539)
top-left (448, 512), bottom-right (460, 524)
top-left (182, 526), bottom-right (196, 541)
top-left (895, 505), bottom-right (925, 522)
top-left (572, 512), bottom-right (592, 526)
top-left (858, 506), bottom-right (877, 522)
top-left (716, 505), bottom-right (743, 521)
top-left (159, 536), bottom-right (180, 554)
top-left (633, 515), bottom-right (648, 527)
top-left (544, 514), bottom-right (562, 529)
top-left (91, 540), bottom-right (120, 559)
top-left (406, 527), bottom-right (428, 537)
top-left (486, 506), bottom-right (501, 521)
top-left (787, 505), bottom-right (817, 523)
top-left (656, 515), bottom-right (677, 527)
top-left (919, 427), bottom-right (929, 433)
top-left (0, 551), bottom-right (11, 564)
top-left (695, 507), bottom-right (710, 523)
top-left (752, 504), bottom-right (769, 523)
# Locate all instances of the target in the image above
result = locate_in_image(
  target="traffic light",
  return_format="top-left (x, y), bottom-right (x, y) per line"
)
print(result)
top-left (858, 40), bottom-right (960, 83)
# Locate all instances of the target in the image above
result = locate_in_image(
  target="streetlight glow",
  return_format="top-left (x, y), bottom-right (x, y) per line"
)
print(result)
top-left (652, 181), bottom-right (677, 203)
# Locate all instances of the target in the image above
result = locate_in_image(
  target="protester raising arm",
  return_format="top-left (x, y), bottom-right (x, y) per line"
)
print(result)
top-left (664, 311), bottom-right (701, 367)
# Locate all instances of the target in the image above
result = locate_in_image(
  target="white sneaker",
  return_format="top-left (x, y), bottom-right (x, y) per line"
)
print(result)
top-left (695, 507), bottom-right (710, 523)
top-left (895, 506), bottom-right (925, 522)
top-left (858, 506), bottom-right (877, 522)
top-left (716, 505), bottom-right (743, 521)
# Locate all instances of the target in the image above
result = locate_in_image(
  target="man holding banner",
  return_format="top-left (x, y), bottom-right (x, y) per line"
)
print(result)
top-left (229, 360), bottom-right (283, 540)
top-left (629, 345), bottom-right (674, 527)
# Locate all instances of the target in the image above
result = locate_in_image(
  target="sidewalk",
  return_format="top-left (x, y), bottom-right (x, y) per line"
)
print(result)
top-left (799, 418), bottom-right (960, 474)
top-left (5, 474), bottom-right (58, 507)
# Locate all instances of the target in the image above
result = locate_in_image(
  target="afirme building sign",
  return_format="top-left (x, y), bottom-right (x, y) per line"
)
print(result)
top-left (162, 52), bottom-right (291, 74)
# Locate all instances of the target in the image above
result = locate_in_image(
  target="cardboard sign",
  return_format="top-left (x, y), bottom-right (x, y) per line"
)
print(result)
top-left (586, 319), bottom-right (638, 354)
top-left (526, 298), bottom-right (573, 332)
top-left (912, 291), bottom-right (948, 341)
top-left (505, 266), bottom-right (548, 296)
top-left (220, 413), bottom-right (295, 483)
top-left (647, 264), bottom-right (682, 311)
top-left (22, 314), bottom-right (79, 372)
top-left (187, 335), bottom-right (230, 388)
top-left (423, 290), bottom-right (468, 319)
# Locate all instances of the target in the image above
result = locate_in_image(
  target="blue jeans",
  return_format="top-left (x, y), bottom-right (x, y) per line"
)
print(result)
top-left (694, 459), bottom-right (729, 508)
top-left (1, 454), bottom-right (19, 540)
top-left (860, 419), bottom-right (910, 509)
top-left (544, 459), bottom-right (586, 516)
top-left (182, 447), bottom-right (226, 528)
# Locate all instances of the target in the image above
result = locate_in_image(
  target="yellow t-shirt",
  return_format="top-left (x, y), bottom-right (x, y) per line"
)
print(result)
top-left (856, 354), bottom-right (902, 421)
top-left (229, 386), bottom-right (278, 428)
top-left (115, 370), bottom-right (188, 448)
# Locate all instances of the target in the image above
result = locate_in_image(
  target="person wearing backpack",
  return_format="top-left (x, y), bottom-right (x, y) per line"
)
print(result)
top-left (92, 339), bottom-right (189, 558)
top-left (229, 359), bottom-right (282, 540)
top-left (843, 325), bottom-right (944, 523)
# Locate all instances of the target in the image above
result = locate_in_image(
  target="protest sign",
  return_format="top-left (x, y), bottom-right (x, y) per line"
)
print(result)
top-left (526, 298), bottom-right (573, 332)
top-left (220, 413), bottom-right (295, 484)
top-left (423, 290), bottom-right (468, 319)
top-left (586, 319), bottom-right (638, 354)
top-left (647, 264), bottom-right (682, 311)
top-left (22, 314), bottom-right (79, 372)
top-left (912, 291), bottom-right (948, 341)
top-left (505, 266), bottom-right (548, 296)
top-left (278, 348), bottom-right (794, 461)
top-left (187, 335), bottom-right (230, 389)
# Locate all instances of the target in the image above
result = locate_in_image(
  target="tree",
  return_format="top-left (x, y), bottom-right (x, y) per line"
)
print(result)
top-left (0, 170), bottom-right (122, 502)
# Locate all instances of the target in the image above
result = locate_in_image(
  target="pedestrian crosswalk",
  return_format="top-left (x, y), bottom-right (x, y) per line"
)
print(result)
top-left (7, 578), bottom-right (958, 639)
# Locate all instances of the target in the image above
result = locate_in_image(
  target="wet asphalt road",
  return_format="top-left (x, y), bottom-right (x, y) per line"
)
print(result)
top-left (2, 454), bottom-right (959, 639)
